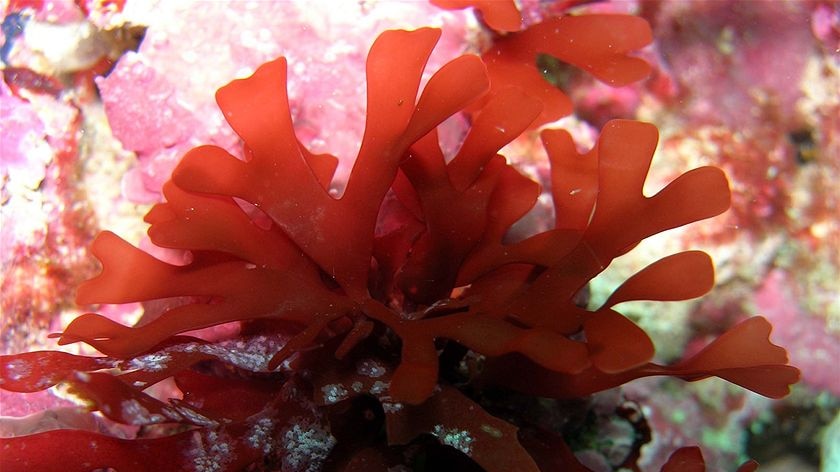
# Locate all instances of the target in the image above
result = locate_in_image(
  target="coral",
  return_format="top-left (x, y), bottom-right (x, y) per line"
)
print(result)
top-left (0, 7), bottom-right (799, 472)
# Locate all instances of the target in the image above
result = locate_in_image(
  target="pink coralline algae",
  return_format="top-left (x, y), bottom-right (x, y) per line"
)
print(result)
top-left (1, 81), bottom-right (52, 261)
top-left (0, 75), bottom-right (98, 356)
top-left (811, 2), bottom-right (840, 52)
top-left (96, 0), bottom-right (472, 203)
top-left (647, 0), bottom-right (817, 129)
top-left (755, 270), bottom-right (840, 396)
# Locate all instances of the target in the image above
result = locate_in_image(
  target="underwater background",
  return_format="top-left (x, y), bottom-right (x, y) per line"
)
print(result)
top-left (1, 0), bottom-right (838, 471)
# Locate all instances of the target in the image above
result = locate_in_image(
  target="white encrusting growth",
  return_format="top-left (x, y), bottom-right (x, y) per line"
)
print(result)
top-left (4, 359), bottom-right (32, 381)
top-left (381, 402), bottom-right (403, 413)
top-left (370, 380), bottom-right (389, 395)
top-left (121, 334), bottom-right (294, 375)
top-left (281, 417), bottom-right (336, 472)
top-left (432, 424), bottom-right (475, 456)
top-left (320, 384), bottom-right (348, 404)
top-left (246, 417), bottom-right (275, 454)
top-left (120, 399), bottom-right (165, 424)
top-left (186, 431), bottom-right (234, 472)
top-left (126, 352), bottom-right (172, 372)
top-left (355, 358), bottom-right (386, 378)
top-left (172, 404), bottom-right (220, 427)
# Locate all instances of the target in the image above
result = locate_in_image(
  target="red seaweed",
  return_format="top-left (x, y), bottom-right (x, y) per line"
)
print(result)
top-left (0, 9), bottom-right (799, 472)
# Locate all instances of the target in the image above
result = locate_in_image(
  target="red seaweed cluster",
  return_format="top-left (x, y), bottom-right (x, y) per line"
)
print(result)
top-left (0, 7), bottom-right (799, 472)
